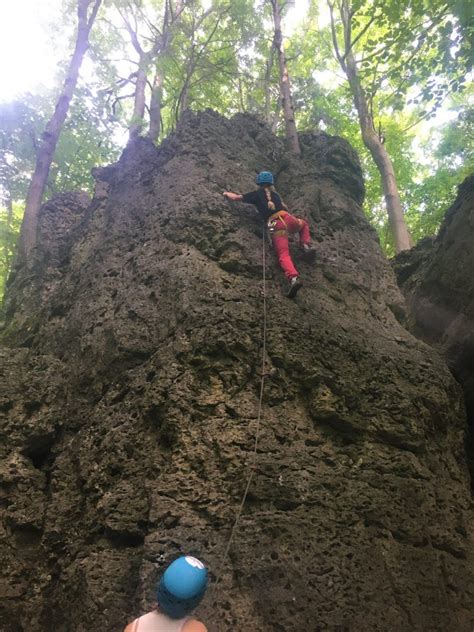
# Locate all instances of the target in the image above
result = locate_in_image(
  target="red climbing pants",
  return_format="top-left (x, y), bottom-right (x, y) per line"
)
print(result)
top-left (268, 211), bottom-right (311, 280)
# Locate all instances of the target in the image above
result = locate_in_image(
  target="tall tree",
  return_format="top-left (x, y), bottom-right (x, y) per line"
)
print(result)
top-left (161, 0), bottom-right (258, 130)
top-left (327, 0), bottom-right (412, 252)
top-left (18, 0), bottom-right (102, 260)
top-left (173, 2), bottom-right (218, 123)
top-left (325, 0), bottom-right (470, 252)
top-left (118, 0), bottom-right (186, 140)
top-left (0, 89), bottom-right (119, 301)
top-left (148, 69), bottom-right (165, 142)
top-left (270, 0), bottom-right (301, 154)
top-left (263, 42), bottom-right (275, 125)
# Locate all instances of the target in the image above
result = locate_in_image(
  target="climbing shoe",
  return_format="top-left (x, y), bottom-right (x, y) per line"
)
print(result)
top-left (302, 243), bottom-right (316, 262)
top-left (287, 276), bottom-right (303, 298)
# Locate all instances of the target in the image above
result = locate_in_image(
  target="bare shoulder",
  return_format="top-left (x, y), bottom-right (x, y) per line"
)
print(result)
top-left (123, 622), bottom-right (135, 632)
top-left (182, 619), bottom-right (208, 632)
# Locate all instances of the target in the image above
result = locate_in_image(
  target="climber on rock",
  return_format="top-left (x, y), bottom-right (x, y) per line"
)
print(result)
top-left (123, 555), bottom-right (208, 632)
top-left (223, 171), bottom-right (316, 298)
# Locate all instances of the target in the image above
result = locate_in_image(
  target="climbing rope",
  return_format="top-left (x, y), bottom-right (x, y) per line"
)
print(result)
top-left (213, 230), bottom-right (268, 592)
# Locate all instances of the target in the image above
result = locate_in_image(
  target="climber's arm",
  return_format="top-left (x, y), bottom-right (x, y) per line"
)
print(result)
top-left (223, 191), bottom-right (243, 201)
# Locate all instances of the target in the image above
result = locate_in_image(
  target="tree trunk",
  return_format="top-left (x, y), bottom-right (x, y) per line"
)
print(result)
top-left (180, 79), bottom-right (190, 116)
top-left (18, 0), bottom-right (101, 260)
top-left (129, 59), bottom-right (149, 139)
top-left (176, 55), bottom-right (194, 124)
top-left (271, 0), bottom-right (301, 155)
top-left (336, 0), bottom-right (412, 253)
top-left (148, 71), bottom-right (164, 141)
top-left (346, 60), bottom-right (411, 252)
top-left (146, 1), bottom-right (186, 141)
top-left (264, 46), bottom-right (275, 125)
top-left (147, 0), bottom-right (185, 141)
top-left (146, 1), bottom-right (170, 141)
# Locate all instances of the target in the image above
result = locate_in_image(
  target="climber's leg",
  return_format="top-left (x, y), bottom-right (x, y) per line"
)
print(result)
top-left (282, 213), bottom-right (316, 261)
top-left (272, 229), bottom-right (299, 280)
top-left (297, 218), bottom-right (311, 246)
top-left (282, 213), bottom-right (311, 246)
top-left (271, 230), bottom-right (303, 297)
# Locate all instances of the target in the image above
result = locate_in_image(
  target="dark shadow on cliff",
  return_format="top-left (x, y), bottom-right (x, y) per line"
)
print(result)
top-left (394, 175), bottom-right (474, 490)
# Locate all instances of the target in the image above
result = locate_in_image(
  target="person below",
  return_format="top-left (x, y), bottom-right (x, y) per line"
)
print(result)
top-left (124, 556), bottom-right (208, 632)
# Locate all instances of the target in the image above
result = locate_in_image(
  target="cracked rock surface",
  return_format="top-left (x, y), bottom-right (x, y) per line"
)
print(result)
top-left (1, 112), bottom-right (473, 631)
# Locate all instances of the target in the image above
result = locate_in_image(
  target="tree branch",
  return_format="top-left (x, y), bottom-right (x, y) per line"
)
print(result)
top-left (119, 8), bottom-right (144, 56)
top-left (327, 0), bottom-right (345, 69)
top-left (111, 92), bottom-right (136, 117)
top-left (344, 12), bottom-right (380, 60)
top-left (86, 0), bottom-right (102, 30)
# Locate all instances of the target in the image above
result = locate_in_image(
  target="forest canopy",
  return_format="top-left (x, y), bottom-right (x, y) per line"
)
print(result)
top-left (0, 0), bottom-right (472, 296)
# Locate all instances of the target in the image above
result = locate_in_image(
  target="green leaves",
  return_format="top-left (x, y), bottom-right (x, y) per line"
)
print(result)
top-left (0, 202), bottom-right (22, 299)
top-left (0, 97), bottom-right (49, 207)
top-left (289, 1), bottom-right (472, 253)
top-left (0, 0), bottom-right (471, 265)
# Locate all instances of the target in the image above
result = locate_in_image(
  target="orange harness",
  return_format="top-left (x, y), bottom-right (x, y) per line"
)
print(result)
top-left (267, 210), bottom-right (289, 236)
top-left (267, 210), bottom-right (304, 237)
top-left (268, 210), bottom-right (288, 224)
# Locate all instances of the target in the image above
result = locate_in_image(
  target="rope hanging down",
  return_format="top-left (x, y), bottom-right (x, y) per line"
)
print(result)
top-left (213, 231), bottom-right (268, 591)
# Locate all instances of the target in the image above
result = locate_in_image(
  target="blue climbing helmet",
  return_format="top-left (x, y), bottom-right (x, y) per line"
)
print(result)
top-left (256, 170), bottom-right (274, 185)
top-left (156, 556), bottom-right (208, 619)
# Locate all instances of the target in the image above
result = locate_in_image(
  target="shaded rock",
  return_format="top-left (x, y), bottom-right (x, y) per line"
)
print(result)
top-left (2, 191), bottom-right (91, 346)
top-left (394, 175), bottom-right (474, 486)
top-left (0, 111), bottom-right (473, 631)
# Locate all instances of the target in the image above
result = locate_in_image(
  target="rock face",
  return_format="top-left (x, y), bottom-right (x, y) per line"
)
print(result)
top-left (1, 111), bottom-right (473, 632)
top-left (394, 175), bottom-right (474, 487)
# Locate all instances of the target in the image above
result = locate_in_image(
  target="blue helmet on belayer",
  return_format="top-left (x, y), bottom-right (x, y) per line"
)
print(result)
top-left (156, 556), bottom-right (208, 619)
top-left (256, 171), bottom-right (274, 185)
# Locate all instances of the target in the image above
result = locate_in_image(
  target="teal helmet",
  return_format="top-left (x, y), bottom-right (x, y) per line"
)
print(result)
top-left (156, 556), bottom-right (208, 619)
top-left (256, 171), bottom-right (274, 185)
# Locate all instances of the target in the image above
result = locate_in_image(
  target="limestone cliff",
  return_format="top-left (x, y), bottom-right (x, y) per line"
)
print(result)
top-left (1, 112), bottom-right (472, 631)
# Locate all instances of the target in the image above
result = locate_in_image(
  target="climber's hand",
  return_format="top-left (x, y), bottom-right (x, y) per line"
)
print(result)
top-left (223, 191), bottom-right (243, 202)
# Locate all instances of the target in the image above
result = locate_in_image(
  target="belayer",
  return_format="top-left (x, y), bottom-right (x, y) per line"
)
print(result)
top-left (123, 555), bottom-right (208, 632)
top-left (223, 171), bottom-right (315, 298)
